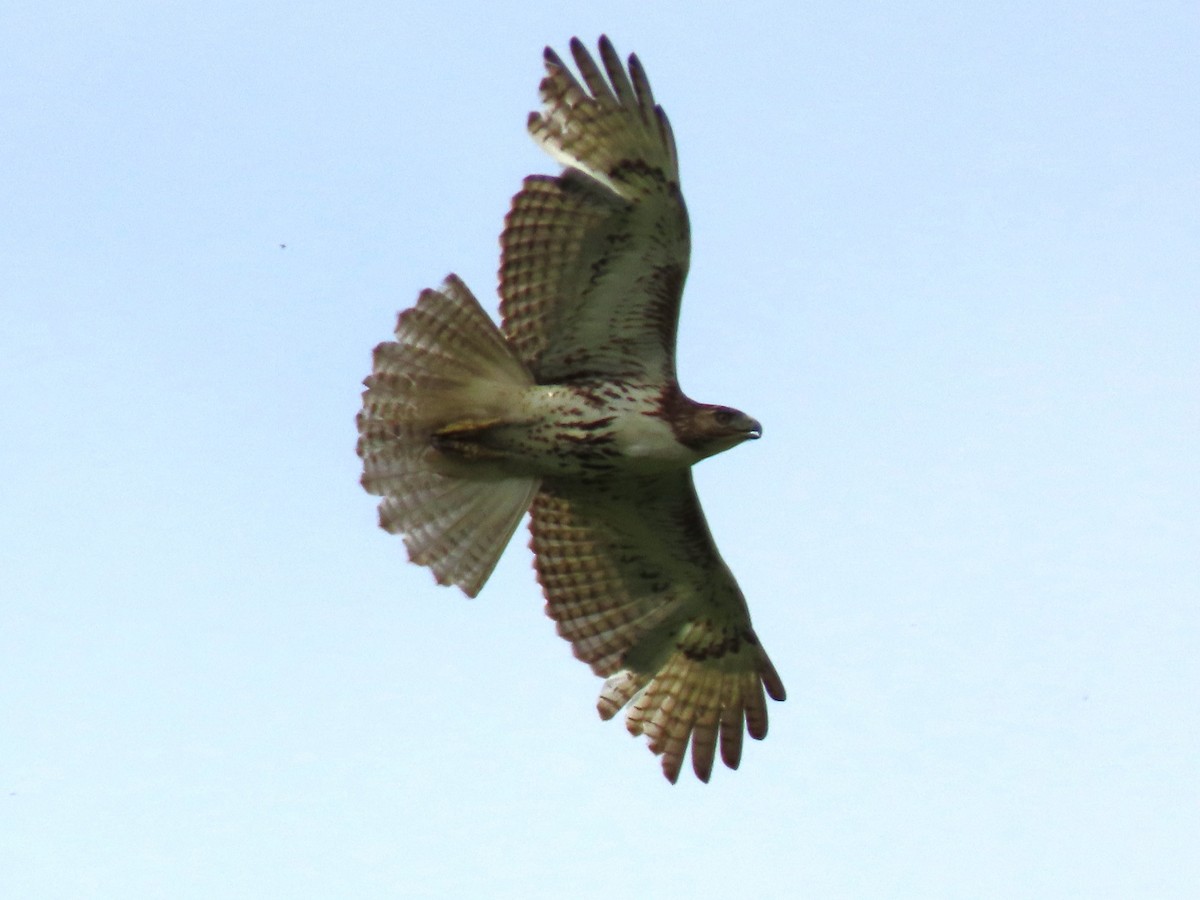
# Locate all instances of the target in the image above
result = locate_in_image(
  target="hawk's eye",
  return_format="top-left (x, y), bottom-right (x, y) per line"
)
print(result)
top-left (714, 409), bottom-right (735, 426)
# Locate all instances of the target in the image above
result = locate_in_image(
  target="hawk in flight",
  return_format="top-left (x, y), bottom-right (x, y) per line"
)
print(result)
top-left (358, 36), bottom-right (785, 782)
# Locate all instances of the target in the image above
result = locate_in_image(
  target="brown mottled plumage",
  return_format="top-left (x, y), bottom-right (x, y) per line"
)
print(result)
top-left (357, 36), bottom-right (784, 783)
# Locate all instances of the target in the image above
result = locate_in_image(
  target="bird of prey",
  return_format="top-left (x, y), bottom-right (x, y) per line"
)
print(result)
top-left (357, 36), bottom-right (784, 782)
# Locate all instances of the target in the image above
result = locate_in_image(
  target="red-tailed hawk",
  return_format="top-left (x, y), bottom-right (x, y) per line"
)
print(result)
top-left (358, 36), bottom-right (785, 782)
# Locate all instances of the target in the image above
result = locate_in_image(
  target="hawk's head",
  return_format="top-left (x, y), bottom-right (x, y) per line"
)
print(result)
top-left (670, 401), bottom-right (761, 459)
top-left (699, 404), bottom-right (762, 453)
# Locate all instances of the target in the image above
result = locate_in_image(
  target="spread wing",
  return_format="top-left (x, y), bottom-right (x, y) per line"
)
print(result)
top-left (530, 471), bottom-right (786, 783)
top-left (499, 35), bottom-right (690, 385)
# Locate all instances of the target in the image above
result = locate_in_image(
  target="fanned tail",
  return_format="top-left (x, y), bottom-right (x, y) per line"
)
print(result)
top-left (358, 275), bottom-right (538, 597)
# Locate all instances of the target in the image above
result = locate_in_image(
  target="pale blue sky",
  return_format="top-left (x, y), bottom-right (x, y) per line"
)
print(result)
top-left (2, 1), bottom-right (1198, 897)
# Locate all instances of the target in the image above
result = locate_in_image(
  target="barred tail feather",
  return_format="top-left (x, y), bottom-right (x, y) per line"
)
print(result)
top-left (358, 275), bottom-right (538, 597)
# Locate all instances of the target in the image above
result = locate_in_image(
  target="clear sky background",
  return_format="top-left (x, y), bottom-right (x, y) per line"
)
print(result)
top-left (2, 1), bottom-right (1197, 897)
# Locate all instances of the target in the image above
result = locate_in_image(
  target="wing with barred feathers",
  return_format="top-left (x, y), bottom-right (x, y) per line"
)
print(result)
top-left (530, 471), bottom-right (786, 783)
top-left (499, 35), bottom-right (689, 384)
